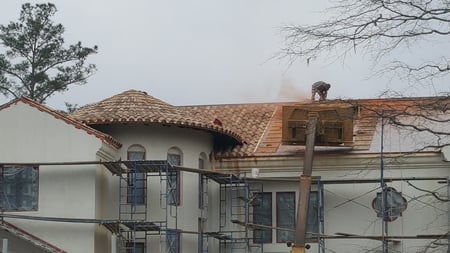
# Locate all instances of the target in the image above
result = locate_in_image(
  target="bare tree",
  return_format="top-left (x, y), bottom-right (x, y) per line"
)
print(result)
top-left (281, 0), bottom-right (450, 90)
top-left (348, 97), bottom-right (450, 151)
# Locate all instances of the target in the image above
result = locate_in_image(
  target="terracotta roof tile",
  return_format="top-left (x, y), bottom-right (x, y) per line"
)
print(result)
top-left (70, 90), bottom-right (244, 143)
top-left (183, 103), bottom-right (278, 156)
top-left (202, 97), bottom-right (449, 157)
top-left (71, 91), bottom-right (449, 158)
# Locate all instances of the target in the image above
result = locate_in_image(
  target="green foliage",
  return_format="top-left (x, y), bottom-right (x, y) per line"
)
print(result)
top-left (0, 3), bottom-right (97, 103)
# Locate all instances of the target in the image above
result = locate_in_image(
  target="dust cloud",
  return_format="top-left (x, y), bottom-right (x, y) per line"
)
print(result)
top-left (276, 78), bottom-right (309, 102)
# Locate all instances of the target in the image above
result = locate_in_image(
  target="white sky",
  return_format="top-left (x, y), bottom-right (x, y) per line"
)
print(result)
top-left (1, 0), bottom-right (449, 109)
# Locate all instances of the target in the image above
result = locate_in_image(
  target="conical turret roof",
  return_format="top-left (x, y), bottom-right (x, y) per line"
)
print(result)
top-left (70, 90), bottom-right (243, 143)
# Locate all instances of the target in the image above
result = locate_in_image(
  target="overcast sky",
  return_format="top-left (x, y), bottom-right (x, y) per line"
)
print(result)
top-left (1, 0), bottom-right (449, 109)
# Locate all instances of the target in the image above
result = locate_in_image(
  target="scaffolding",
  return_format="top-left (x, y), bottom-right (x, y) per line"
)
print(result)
top-left (196, 172), bottom-right (264, 253)
top-left (102, 160), bottom-right (178, 253)
top-left (1, 160), bottom-right (447, 253)
top-left (91, 159), bottom-right (269, 253)
top-left (199, 173), bottom-right (209, 253)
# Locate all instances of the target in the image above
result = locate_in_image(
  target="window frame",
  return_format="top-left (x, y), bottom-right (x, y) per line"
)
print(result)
top-left (306, 191), bottom-right (320, 236)
top-left (252, 192), bottom-right (273, 244)
top-left (126, 242), bottom-right (145, 253)
top-left (276, 191), bottom-right (296, 243)
top-left (198, 217), bottom-right (206, 253)
top-left (127, 145), bottom-right (146, 205)
top-left (166, 229), bottom-right (181, 253)
top-left (0, 165), bottom-right (39, 212)
top-left (275, 190), bottom-right (322, 243)
top-left (198, 154), bottom-right (206, 209)
top-left (167, 148), bottom-right (182, 206)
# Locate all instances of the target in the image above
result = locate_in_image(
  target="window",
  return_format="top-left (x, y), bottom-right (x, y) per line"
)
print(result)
top-left (167, 147), bottom-right (182, 206)
top-left (276, 191), bottom-right (321, 243)
top-left (276, 192), bottom-right (295, 243)
top-left (198, 218), bottom-right (206, 253)
top-left (253, 192), bottom-right (272, 243)
top-left (127, 145), bottom-right (146, 205)
top-left (307, 192), bottom-right (320, 235)
top-left (126, 242), bottom-right (145, 253)
top-left (198, 153), bottom-right (207, 209)
top-left (166, 229), bottom-right (180, 253)
top-left (0, 166), bottom-right (38, 211)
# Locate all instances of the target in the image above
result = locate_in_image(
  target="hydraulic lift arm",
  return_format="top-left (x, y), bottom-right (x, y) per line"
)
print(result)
top-left (291, 115), bottom-right (318, 253)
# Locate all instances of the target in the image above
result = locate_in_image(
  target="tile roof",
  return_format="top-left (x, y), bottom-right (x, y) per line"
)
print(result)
top-left (70, 90), bottom-right (244, 143)
top-left (185, 101), bottom-right (372, 157)
top-left (0, 97), bottom-right (121, 149)
top-left (186, 97), bottom-right (449, 157)
top-left (70, 90), bottom-right (449, 158)
top-left (183, 103), bottom-right (278, 156)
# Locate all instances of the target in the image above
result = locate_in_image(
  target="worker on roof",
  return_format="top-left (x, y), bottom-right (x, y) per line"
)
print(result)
top-left (311, 81), bottom-right (331, 101)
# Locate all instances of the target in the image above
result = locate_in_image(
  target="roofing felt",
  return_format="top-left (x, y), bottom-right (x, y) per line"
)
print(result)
top-left (70, 90), bottom-right (244, 143)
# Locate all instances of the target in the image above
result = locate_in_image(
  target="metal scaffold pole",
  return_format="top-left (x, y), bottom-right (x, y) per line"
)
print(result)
top-left (380, 118), bottom-right (388, 253)
top-left (447, 177), bottom-right (450, 253)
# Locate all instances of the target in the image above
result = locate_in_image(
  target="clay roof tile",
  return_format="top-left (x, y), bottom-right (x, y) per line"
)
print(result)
top-left (70, 90), bottom-right (244, 143)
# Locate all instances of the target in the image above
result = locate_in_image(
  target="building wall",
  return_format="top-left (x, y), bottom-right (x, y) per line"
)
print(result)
top-left (229, 154), bottom-right (449, 253)
top-left (96, 124), bottom-right (215, 252)
top-left (3, 102), bottom-right (446, 253)
top-left (0, 230), bottom-right (50, 253)
top-left (0, 102), bottom-right (115, 253)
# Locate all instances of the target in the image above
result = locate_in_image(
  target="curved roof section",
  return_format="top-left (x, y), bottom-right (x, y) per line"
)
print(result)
top-left (70, 90), bottom-right (244, 143)
top-left (183, 103), bottom-right (278, 156)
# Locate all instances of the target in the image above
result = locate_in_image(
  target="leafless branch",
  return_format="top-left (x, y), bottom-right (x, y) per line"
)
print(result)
top-left (406, 180), bottom-right (449, 202)
top-left (280, 0), bottom-right (450, 85)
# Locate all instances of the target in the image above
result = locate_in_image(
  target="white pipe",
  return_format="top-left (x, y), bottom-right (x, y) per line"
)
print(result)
top-left (111, 235), bottom-right (117, 253)
top-left (2, 238), bottom-right (8, 253)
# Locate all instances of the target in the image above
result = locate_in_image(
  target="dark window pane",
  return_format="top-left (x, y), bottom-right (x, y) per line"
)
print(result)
top-left (167, 154), bottom-right (181, 166)
top-left (275, 191), bottom-right (321, 243)
top-left (253, 192), bottom-right (272, 243)
top-left (127, 172), bottom-right (146, 205)
top-left (126, 242), bottom-right (145, 253)
top-left (127, 150), bottom-right (146, 205)
top-left (307, 192), bottom-right (319, 235)
top-left (1, 166), bottom-right (38, 211)
top-left (198, 158), bottom-right (204, 170)
top-left (198, 158), bottom-right (205, 209)
top-left (167, 154), bottom-right (181, 205)
top-left (276, 192), bottom-right (295, 243)
top-left (128, 151), bottom-right (145, 161)
top-left (166, 230), bottom-right (180, 253)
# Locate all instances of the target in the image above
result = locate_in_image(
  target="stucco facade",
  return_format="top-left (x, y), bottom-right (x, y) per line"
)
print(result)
top-left (0, 100), bottom-right (118, 253)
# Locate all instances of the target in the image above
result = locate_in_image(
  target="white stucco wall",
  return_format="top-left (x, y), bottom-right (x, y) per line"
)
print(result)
top-left (96, 124), bottom-right (215, 252)
top-left (6, 104), bottom-right (442, 253)
top-left (0, 102), bottom-right (116, 253)
top-left (369, 115), bottom-right (450, 153)
top-left (233, 156), bottom-right (449, 253)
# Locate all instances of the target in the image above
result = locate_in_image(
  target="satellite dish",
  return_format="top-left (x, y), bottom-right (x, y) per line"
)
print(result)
top-left (372, 187), bottom-right (407, 222)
